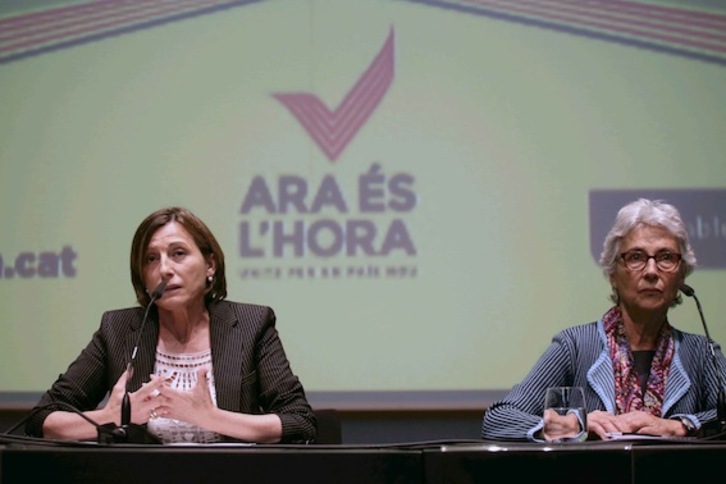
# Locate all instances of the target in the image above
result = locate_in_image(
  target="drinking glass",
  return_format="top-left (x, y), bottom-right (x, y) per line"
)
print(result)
top-left (543, 386), bottom-right (587, 443)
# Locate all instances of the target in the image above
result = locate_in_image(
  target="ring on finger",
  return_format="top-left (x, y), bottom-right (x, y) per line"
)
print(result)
top-left (150, 408), bottom-right (158, 419)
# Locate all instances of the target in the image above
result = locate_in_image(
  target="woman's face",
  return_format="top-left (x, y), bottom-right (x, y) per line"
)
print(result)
top-left (610, 224), bottom-right (683, 317)
top-left (143, 221), bottom-right (214, 310)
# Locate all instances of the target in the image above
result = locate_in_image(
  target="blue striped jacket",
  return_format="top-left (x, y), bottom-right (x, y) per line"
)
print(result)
top-left (481, 319), bottom-right (726, 441)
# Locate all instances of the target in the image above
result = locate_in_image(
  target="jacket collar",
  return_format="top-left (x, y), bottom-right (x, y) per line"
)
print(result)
top-left (587, 319), bottom-right (691, 415)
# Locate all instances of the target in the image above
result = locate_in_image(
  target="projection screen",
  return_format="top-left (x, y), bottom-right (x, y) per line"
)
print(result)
top-left (1, 0), bottom-right (725, 409)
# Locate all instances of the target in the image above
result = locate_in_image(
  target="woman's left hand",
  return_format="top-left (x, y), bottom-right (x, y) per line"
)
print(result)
top-left (614, 410), bottom-right (685, 437)
top-left (588, 410), bottom-right (685, 438)
top-left (153, 367), bottom-right (216, 426)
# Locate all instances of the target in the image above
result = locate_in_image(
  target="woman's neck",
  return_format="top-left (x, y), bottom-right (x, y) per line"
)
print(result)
top-left (157, 305), bottom-right (210, 353)
top-left (619, 304), bottom-right (666, 350)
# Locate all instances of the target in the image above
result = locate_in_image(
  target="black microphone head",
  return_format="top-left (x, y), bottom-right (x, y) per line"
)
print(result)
top-left (680, 283), bottom-right (695, 297)
top-left (150, 280), bottom-right (167, 300)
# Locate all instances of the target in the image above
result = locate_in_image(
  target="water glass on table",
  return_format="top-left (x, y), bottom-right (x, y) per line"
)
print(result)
top-left (543, 386), bottom-right (588, 443)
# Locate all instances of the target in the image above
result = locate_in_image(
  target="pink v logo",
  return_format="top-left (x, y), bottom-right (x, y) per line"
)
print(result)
top-left (273, 28), bottom-right (395, 162)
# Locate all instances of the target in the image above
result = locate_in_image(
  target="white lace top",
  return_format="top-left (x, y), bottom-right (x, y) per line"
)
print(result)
top-left (146, 348), bottom-right (223, 444)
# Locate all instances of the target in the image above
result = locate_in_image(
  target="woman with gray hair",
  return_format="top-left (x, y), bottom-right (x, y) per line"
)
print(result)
top-left (482, 198), bottom-right (725, 441)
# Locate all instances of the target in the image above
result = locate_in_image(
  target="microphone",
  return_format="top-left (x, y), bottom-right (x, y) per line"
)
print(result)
top-left (680, 283), bottom-right (726, 438)
top-left (4, 402), bottom-right (109, 437)
top-left (1, 402), bottom-right (153, 445)
top-left (114, 279), bottom-right (167, 442)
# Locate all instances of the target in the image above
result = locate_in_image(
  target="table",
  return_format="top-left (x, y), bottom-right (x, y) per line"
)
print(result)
top-left (2, 435), bottom-right (724, 483)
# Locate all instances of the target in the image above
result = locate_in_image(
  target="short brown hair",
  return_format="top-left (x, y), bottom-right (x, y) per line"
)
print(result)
top-left (130, 207), bottom-right (227, 306)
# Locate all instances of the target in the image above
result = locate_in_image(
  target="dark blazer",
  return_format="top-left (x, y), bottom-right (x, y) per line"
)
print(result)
top-left (26, 301), bottom-right (316, 443)
top-left (482, 319), bottom-right (726, 441)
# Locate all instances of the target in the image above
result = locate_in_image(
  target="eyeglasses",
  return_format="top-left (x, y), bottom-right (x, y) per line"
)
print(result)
top-left (619, 249), bottom-right (682, 272)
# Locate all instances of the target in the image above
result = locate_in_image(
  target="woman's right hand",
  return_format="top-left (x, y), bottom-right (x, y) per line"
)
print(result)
top-left (543, 409), bottom-right (582, 442)
top-left (103, 369), bottom-right (167, 425)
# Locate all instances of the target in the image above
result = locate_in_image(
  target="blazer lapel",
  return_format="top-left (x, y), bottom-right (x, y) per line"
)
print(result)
top-left (209, 302), bottom-right (243, 411)
top-left (588, 320), bottom-right (617, 413)
top-left (663, 335), bottom-right (691, 413)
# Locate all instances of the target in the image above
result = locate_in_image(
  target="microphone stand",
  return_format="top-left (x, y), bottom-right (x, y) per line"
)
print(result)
top-left (100, 281), bottom-right (166, 444)
top-left (681, 284), bottom-right (726, 438)
top-left (4, 402), bottom-right (122, 443)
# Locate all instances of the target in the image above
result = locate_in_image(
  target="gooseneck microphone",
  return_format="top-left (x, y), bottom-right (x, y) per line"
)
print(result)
top-left (4, 402), bottom-right (109, 439)
top-left (1, 400), bottom-right (142, 445)
top-left (114, 279), bottom-right (167, 443)
top-left (680, 283), bottom-right (726, 437)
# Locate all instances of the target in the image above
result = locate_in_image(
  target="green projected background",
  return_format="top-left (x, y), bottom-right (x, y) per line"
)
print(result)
top-left (1, 0), bottom-right (725, 407)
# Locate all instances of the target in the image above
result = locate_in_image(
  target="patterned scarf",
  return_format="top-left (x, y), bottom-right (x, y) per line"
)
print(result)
top-left (603, 306), bottom-right (674, 416)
